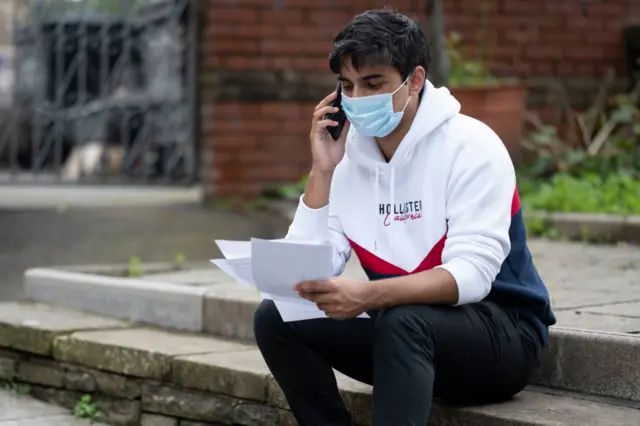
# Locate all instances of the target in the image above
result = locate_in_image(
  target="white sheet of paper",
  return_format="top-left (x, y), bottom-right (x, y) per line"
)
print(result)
top-left (210, 257), bottom-right (254, 287)
top-left (214, 240), bottom-right (252, 259)
top-left (250, 238), bottom-right (332, 299)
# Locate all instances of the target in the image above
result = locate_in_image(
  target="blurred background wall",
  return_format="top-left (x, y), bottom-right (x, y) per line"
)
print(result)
top-left (199, 0), bottom-right (640, 199)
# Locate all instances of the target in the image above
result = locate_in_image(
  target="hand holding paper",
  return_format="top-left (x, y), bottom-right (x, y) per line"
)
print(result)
top-left (293, 276), bottom-right (371, 320)
top-left (211, 239), bottom-right (369, 322)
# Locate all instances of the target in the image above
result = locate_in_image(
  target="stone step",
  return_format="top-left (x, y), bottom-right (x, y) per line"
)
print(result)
top-left (203, 284), bottom-right (640, 404)
top-left (0, 302), bottom-right (638, 426)
top-left (23, 267), bottom-right (640, 404)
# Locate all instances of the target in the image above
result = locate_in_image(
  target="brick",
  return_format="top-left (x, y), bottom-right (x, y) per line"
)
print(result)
top-left (210, 40), bottom-right (261, 54)
top-left (259, 10), bottom-right (305, 25)
top-left (525, 46), bottom-right (563, 59)
top-left (306, 11), bottom-right (354, 26)
top-left (207, 8), bottom-right (258, 24)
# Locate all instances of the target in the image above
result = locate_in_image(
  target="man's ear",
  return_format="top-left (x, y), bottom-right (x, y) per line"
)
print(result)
top-left (409, 66), bottom-right (426, 97)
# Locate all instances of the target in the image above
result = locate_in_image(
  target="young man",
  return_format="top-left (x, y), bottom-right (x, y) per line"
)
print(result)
top-left (254, 9), bottom-right (556, 426)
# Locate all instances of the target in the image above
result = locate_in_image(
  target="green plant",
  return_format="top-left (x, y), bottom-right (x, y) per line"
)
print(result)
top-left (521, 71), bottom-right (640, 179)
top-left (445, 31), bottom-right (499, 88)
top-left (523, 215), bottom-right (560, 240)
top-left (5, 381), bottom-right (30, 395)
top-left (173, 253), bottom-right (186, 270)
top-left (126, 256), bottom-right (144, 277)
top-left (277, 175), bottom-right (308, 200)
top-left (520, 173), bottom-right (640, 215)
top-left (443, 1), bottom-right (505, 88)
top-left (74, 394), bottom-right (101, 422)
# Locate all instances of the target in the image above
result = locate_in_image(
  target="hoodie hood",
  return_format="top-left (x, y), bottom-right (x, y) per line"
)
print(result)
top-left (344, 79), bottom-right (461, 251)
top-left (345, 79), bottom-right (461, 172)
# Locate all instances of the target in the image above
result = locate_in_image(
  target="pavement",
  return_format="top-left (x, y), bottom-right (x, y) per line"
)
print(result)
top-left (0, 186), bottom-right (289, 302)
top-left (0, 389), bottom-right (108, 425)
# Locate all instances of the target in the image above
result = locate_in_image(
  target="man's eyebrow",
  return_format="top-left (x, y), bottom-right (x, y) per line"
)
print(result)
top-left (337, 74), bottom-right (385, 82)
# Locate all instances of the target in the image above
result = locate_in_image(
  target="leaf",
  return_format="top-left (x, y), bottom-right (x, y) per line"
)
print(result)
top-left (610, 106), bottom-right (634, 123)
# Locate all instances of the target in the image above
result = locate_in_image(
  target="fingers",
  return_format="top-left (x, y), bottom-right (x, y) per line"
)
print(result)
top-left (312, 105), bottom-right (338, 122)
top-left (338, 120), bottom-right (351, 139)
top-left (316, 119), bottom-right (338, 129)
top-left (314, 90), bottom-right (337, 112)
top-left (316, 303), bottom-right (351, 320)
top-left (294, 280), bottom-right (334, 293)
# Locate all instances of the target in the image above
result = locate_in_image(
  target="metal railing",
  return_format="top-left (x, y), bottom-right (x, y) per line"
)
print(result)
top-left (0, 0), bottom-right (198, 185)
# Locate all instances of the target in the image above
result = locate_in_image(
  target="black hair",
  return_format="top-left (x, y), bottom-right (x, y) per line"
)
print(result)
top-left (329, 9), bottom-right (430, 84)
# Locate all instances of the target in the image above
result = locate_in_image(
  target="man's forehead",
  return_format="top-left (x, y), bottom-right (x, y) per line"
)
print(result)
top-left (338, 66), bottom-right (395, 82)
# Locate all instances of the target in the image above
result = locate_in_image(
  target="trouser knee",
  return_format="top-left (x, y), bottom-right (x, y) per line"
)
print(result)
top-left (253, 299), bottom-right (285, 349)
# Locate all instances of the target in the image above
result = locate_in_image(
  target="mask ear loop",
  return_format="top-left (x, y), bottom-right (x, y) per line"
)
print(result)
top-left (393, 71), bottom-right (414, 113)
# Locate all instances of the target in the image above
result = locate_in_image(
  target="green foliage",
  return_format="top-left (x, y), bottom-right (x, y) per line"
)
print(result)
top-left (277, 175), bottom-right (308, 200)
top-left (173, 253), bottom-right (186, 270)
top-left (126, 256), bottom-right (144, 277)
top-left (445, 31), bottom-right (500, 88)
top-left (4, 381), bottom-right (31, 396)
top-left (74, 394), bottom-right (101, 422)
top-left (521, 72), bottom-right (640, 180)
top-left (523, 215), bottom-right (561, 240)
top-left (520, 174), bottom-right (640, 215)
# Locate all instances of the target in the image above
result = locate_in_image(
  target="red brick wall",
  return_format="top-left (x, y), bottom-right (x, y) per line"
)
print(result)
top-left (198, 0), bottom-right (640, 199)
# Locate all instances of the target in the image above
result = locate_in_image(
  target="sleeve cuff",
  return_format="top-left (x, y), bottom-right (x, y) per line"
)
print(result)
top-left (435, 260), bottom-right (487, 306)
top-left (286, 195), bottom-right (330, 243)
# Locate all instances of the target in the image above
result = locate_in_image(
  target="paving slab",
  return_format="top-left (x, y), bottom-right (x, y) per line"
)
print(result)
top-left (0, 389), bottom-right (109, 425)
top-left (581, 301), bottom-right (640, 318)
top-left (553, 310), bottom-right (640, 333)
top-left (0, 302), bottom-right (129, 356)
top-left (52, 327), bottom-right (254, 379)
top-left (0, 389), bottom-right (65, 421)
top-left (429, 388), bottom-right (640, 425)
top-left (172, 349), bottom-right (270, 402)
top-left (141, 268), bottom-right (232, 287)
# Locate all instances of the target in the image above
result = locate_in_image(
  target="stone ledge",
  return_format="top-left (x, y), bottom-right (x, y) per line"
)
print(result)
top-left (24, 268), bottom-right (207, 332)
top-left (528, 211), bottom-right (640, 244)
top-left (0, 302), bottom-right (130, 356)
top-left (531, 327), bottom-right (640, 401)
top-left (0, 302), bottom-right (639, 425)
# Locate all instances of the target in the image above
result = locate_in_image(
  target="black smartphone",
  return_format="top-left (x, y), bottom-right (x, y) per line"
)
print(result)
top-left (324, 82), bottom-right (348, 140)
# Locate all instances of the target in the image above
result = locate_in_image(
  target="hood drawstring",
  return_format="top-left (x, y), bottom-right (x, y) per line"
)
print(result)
top-left (389, 166), bottom-right (396, 250)
top-left (374, 167), bottom-right (380, 252)
top-left (373, 165), bottom-right (396, 253)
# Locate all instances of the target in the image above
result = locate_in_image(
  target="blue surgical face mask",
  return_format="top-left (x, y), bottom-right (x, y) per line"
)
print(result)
top-left (340, 75), bottom-right (412, 138)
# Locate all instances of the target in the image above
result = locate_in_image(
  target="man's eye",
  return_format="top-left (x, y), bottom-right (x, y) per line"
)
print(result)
top-left (368, 82), bottom-right (383, 90)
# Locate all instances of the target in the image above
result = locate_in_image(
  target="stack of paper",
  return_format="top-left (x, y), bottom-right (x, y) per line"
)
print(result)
top-left (211, 238), bottom-right (369, 322)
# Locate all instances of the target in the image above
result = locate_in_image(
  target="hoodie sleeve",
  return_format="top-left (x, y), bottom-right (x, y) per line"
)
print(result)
top-left (285, 194), bottom-right (352, 276)
top-left (435, 134), bottom-right (515, 306)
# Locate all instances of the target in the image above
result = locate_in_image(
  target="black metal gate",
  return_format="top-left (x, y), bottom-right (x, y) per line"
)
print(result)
top-left (0, 0), bottom-right (199, 185)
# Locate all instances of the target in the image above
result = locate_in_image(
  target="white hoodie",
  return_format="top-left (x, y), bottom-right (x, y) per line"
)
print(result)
top-left (285, 80), bottom-right (519, 306)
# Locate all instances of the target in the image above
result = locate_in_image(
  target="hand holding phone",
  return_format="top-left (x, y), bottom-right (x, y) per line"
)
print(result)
top-left (309, 83), bottom-right (350, 173)
top-left (323, 82), bottom-right (348, 141)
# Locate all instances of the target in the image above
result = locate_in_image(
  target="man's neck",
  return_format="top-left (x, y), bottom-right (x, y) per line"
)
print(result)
top-left (375, 98), bottom-right (419, 162)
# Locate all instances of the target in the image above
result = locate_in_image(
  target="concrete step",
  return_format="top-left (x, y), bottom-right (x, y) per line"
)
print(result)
top-left (0, 302), bottom-right (638, 426)
top-left (23, 266), bottom-right (640, 405)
